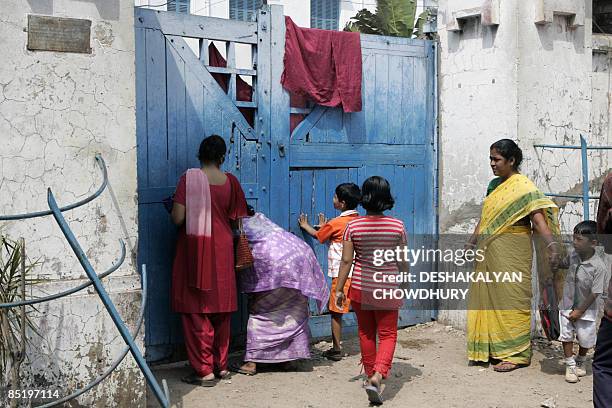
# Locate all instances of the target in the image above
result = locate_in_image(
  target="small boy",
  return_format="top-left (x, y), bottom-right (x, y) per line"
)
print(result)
top-left (559, 220), bottom-right (608, 383)
top-left (299, 182), bottom-right (361, 361)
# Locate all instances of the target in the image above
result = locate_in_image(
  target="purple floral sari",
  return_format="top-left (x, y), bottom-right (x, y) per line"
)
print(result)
top-left (239, 213), bottom-right (329, 362)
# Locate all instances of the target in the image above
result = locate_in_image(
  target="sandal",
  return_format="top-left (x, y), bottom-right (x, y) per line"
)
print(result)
top-left (181, 372), bottom-right (217, 387)
top-left (322, 348), bottom-right (343, 362)
top-left (364, 383), bottom-right (385, 405)
top-left (215, 370), bottom-right (232, 380)
top-left (493, 361), bottom-right (521, 372)
top-left (229, 361), bottom-right (257, 376)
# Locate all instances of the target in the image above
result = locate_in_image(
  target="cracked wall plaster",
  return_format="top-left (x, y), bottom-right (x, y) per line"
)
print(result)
top-left (0, 0), bottom-right (143, 405)
top-left (437, 0), bottom-right (611, 329)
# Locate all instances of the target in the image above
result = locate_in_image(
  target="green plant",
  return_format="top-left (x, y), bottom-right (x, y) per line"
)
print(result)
top-left (0, 236), bottom-right (39, 402)
top-left (344, 0), bottom-right (417, 37)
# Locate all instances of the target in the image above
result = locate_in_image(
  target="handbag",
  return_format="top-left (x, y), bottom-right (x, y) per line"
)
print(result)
top-left (235, 218), bottom-right (254, 270)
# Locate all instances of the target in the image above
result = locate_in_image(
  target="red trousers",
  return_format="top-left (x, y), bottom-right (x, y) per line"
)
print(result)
top-left (352, 301), bottom-right (398, 378)
top-left (181, 313), bottom-right (231, 377)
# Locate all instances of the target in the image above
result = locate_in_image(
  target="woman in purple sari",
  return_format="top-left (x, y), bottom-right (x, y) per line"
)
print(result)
top-left (231, 212), bottom-right (329, 375)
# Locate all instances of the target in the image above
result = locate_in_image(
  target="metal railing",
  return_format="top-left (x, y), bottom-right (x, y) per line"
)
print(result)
top-left (534, 135), bottom-right (612, 220)
top-left (0, 155), bottom-right (169, 407)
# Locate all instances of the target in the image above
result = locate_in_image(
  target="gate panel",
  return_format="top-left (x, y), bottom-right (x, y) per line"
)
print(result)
top-left (288, 35), bottom-right (437, 336)
top-left (136, 6), bottom-right (437, 356)
top-left (136, 8), bottom-right (270, 361)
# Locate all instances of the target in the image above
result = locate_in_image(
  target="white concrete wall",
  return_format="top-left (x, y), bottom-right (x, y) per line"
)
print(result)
top-left (437, 0), bottom-right (609, 329)
top-left (0, 0), bottom-right (142, 405)
top-left (592, 34), bottom-right (612, 169)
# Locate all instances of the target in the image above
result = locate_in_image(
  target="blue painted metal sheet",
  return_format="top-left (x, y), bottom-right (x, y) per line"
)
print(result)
top-left (135, 6), bottom-right (437, 356)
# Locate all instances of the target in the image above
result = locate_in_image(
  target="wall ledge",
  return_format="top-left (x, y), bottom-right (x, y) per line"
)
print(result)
top-left (534, 0), bottom-right (585, 28)
top-left (446, 0), bottom-right (500, 32)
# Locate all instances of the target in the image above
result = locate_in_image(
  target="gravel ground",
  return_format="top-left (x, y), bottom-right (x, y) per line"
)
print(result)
top-left (149, 322), bottom-right (594, 408)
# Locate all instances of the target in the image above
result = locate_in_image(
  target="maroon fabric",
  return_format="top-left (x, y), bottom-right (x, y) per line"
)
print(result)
top-left (208, 44), bottom-right (254, 126)
top-left (171, 172), bottom-right (247, 313)
top-left (281, 17), bottom-right (362, 113)
top-left (181, 313), bottom-right (231, 377)
top-left (597, 173), bottom-right (612, 235)
top-left (186, 235), bottom-right (215, 291)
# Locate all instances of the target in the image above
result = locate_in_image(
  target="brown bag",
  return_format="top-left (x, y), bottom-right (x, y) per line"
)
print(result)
top-left (235, 218), bottom-right (254, 270)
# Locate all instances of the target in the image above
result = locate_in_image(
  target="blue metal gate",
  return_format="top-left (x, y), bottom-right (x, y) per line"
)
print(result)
top-left (135, 5), bottom-right (437, 361)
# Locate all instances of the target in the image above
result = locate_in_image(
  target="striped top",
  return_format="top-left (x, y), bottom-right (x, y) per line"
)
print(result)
top-left (343, 215), bottom-right (407, 307)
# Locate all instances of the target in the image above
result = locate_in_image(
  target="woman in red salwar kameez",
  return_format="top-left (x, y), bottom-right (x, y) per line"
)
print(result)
top-left (170, 135), bottom-right (247, 386)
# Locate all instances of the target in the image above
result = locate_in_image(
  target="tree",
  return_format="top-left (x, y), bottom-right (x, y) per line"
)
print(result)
top-left (344, 0), bottom-right (417, 38)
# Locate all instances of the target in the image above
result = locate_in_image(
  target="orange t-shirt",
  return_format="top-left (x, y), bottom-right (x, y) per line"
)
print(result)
top-left (316, 210), bottom-right (359, 277)
top-left (316, 210), bottom-right (359, 244)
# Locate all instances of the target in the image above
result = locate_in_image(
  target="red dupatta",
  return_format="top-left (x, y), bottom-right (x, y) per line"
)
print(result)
top-left (185, 170), bottom-right (247, 291)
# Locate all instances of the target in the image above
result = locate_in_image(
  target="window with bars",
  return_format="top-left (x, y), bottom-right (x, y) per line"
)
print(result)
top-left (230, 0), bottom-right (260, 22)
top-left (167, 0), bottom-right (190, 14)
top-left (310, 0), bottom-right (340, 30)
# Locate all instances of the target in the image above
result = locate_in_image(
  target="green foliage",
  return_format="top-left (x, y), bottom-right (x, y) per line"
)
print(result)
top-left (344, 9), bottom-right (383, 35)
top-left (0, 236), bottom-right (40, 385)
top-left (344, 0), bottom-right (417, 37)
top-left (377, 0), bottom-right (416, 37)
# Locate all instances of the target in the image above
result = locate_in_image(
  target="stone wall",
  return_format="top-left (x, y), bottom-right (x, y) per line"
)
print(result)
top-left (0, 0), bottom-right (143, 405)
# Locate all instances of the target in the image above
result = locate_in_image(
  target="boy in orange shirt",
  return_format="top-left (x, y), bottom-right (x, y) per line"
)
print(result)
top-left (299, 183), bottom-right (361, 361)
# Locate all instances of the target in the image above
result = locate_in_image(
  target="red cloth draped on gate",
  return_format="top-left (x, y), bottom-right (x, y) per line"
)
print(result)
top-left (281, 16), bottom-right (362, 113)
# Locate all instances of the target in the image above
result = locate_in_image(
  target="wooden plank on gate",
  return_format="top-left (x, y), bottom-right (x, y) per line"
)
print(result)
top-left (165, 34), bottom-right (257, 141)
top-left (135, 8), bottom-right (258, 43)
top-left (388, 55), bottom-right (403, 144)
top-left (373, 53), bottom-right (389, 143)
top-left (290, 105), bottom-right (328, 142)
top-left (135, 27), bottom-right (148, 189)
top-left (166, 42), bottom-right (186, 185)
top-left (254, 6), bottom-right (272, 219)
top-left (145, 29), bottom-right (169, 190)
top-left (290, 144), bottom-right (426, 167)
top-left (206, 66), bottom-right (257, 76)
top-left (269, 5), bottom-right (291, 228)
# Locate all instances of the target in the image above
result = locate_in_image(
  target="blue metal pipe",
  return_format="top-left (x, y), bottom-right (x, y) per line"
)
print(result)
top-left (0, 240), bottom-right (126, 309)
top-left (47, 189), bottom-right (170, 408)
top-left (545, 193), bottom-right (598, 200)
top-left (534, 144), bottom-right (612, 150)
top-left (36, 264), bottom-right (149, 408)
top-left (581, 135), bottom-right (589, 220)
top-left (0, 155), bottom-right (108, 221)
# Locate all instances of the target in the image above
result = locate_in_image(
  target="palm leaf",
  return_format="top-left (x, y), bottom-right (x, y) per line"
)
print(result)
top-left (0, 236), bottom-right (42, 385)
top-left (343, 9), bottom-right (383, 35)
top-left (376, 0), bottom-right (416, 37)
top-left (343, 1), bottom-right (417, 37)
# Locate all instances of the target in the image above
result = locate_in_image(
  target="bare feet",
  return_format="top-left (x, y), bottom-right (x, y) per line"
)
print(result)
top-left (369, 372), bottom-right (383, 389)
top-left (229, 361), bottom-right (257, 375)
top-left (241, 362), bottom-right (256, 373)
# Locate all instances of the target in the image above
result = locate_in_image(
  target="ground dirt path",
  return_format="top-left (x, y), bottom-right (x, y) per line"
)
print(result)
top-left (149, 322), bottom-right (594, 408)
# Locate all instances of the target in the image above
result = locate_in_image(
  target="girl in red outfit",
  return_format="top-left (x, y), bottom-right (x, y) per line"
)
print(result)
top-left (334, 176), bottom-right (408, 405)
top-left (170, 135), bottom-right (247, 386)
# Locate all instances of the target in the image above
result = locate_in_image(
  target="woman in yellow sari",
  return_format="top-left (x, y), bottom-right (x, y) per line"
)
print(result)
top-left (466, 139), bottom-right (561, 372)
